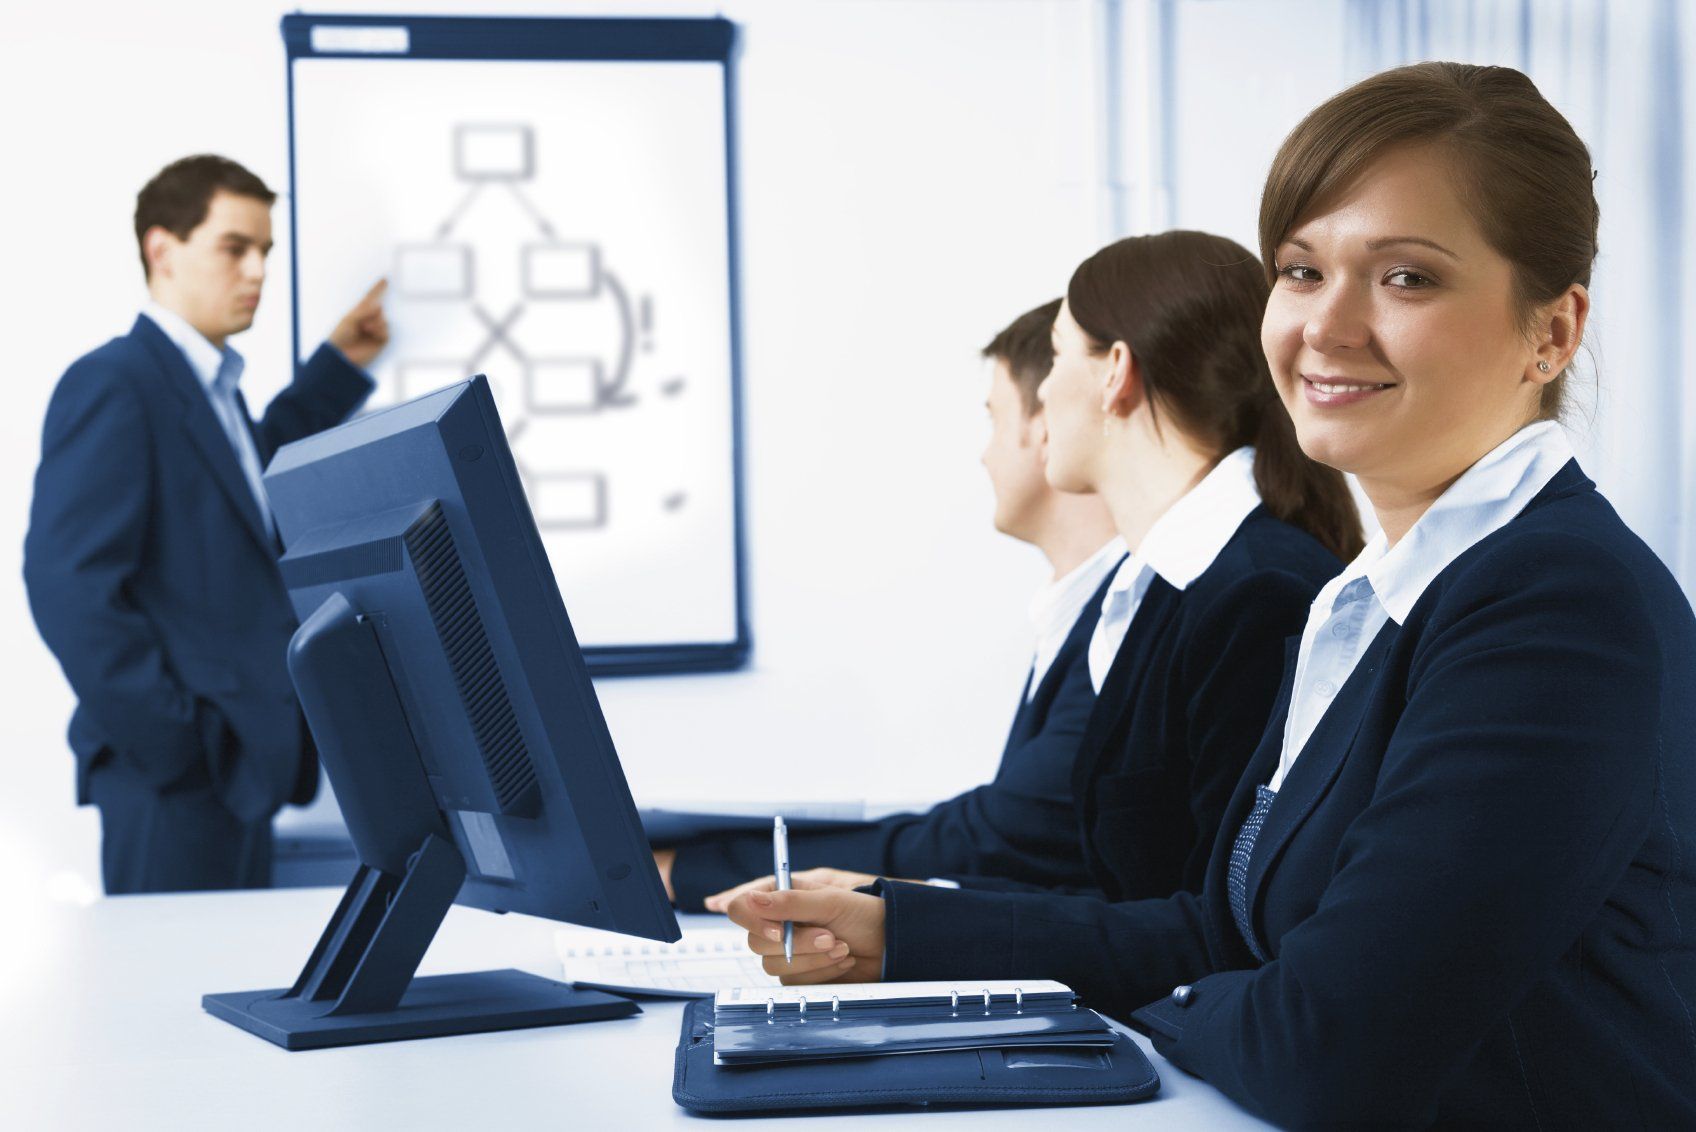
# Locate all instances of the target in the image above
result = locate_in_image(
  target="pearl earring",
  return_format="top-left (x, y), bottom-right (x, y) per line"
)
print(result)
top-left (1537, 360), bottom-right (1552, 373)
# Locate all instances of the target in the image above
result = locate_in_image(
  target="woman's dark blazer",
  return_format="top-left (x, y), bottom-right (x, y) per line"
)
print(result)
top-left (958, 508), bottom-right (1341, 901)
top-left (877, 463), bottom-right (1696, 1128)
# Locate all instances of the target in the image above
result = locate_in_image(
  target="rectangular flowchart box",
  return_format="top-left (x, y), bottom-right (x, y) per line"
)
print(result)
top-left (529, 358), bottom-right (601, 413)
top-left (524, 243), bottom-right (600, 299)
top-left (530, 473), bottom-right (606, 529)
top-left (394, 244), bottom-right (472, 299)
top-left (456, 123), bottom-right (533, 181)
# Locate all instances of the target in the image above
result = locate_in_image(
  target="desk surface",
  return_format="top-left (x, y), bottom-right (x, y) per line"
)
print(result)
top-left (0, 889), bottom-right (1269, 1131)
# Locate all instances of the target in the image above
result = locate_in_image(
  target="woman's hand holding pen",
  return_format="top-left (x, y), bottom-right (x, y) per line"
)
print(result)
top-left (725, 878), bottom-right (887, 985)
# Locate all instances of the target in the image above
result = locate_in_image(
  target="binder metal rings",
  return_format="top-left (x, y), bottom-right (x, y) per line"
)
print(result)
top-left (798, 996), bottom-right (808, 1015)
top-left (949, 990), bottom-right (959, 1013)
top-left (983, 989), bottom-right (992, 1013)
top-left (831, 996), bottom-right (841, 1015)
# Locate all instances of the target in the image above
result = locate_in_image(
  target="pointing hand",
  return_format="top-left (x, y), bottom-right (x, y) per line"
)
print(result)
top-left (328, 278), bottom-right (390, 369)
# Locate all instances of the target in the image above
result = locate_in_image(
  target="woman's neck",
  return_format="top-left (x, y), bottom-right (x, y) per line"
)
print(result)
top-left (1363, 477), bottom-right (1456, 548)
top-left (1095, 424), bottom-right (1216, 555)
top-left (1364, 416), bottom-right (1541, 547)
top-left (1031, 493), bottom-right (1121, 581)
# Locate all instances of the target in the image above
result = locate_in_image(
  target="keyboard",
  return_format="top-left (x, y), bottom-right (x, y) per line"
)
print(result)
top-left (554, 925), bottom-right (780, 999)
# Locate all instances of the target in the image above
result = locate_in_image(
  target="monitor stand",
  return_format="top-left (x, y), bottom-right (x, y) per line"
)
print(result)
top-left (203, 833), bottom-right (639, 1050)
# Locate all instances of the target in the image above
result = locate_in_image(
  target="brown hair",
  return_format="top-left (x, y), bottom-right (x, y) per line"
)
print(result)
top-left (1259, 61), bottom-right (1598, 420)
top-left (1068, 231), bottom-right (1363, 562)
top-left (134, 155), bottom-right (277, 279)
top-left (982, 298), bottom-right (1063, 416)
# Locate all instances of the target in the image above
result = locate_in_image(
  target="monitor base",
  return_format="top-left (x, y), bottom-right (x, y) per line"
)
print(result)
top-left (204, 968), bottom-right (639, 1050)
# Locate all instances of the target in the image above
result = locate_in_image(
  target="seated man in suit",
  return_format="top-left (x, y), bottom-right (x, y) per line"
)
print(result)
top-left (656, 299), bottom-right (1124, 910)
top-left (25, 154), bottom-right (389, 894)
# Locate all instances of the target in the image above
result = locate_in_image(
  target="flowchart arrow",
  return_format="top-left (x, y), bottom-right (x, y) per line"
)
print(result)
top-left (505, 183), bottom-right (558, 239)
top-left (435, 184), bottom-right (484, 240)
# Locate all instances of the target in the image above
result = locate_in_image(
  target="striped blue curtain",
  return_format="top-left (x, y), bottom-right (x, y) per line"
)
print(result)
top-left (1343, 0), bottom-right (1695, 596)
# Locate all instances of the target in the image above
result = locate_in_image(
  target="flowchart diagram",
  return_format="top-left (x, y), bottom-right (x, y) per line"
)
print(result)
top-left (386, 122), bottom-right (685, 531)
top-left (290, 44), bottom-right (740, 654)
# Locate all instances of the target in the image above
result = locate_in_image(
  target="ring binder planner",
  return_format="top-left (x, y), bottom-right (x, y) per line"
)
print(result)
top-left (672, 995), bottom-right (1161, 1115)
top-left (710, 981), bottom-right (1117, 1066)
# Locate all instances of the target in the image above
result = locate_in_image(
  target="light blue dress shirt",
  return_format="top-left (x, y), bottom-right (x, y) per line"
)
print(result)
top-left (1086, 447), bottom-right (1264, 693)
top-left (141, 302), bottom-right (275, 539)
top-left (1026, 536), bottom-right (1126, 701)
top-left (1269, 421), bottom-right (1576, 790)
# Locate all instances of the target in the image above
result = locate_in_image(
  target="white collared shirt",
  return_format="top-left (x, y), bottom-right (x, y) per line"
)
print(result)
top-left (1269, 421), bottom-right (1575, 790)
top-left (1086, 447), bottom-right (1264, 692)
top-left (1027, 537), bottom-right (1126, 700)
top-left (142, 302), bottom-right (275, 538)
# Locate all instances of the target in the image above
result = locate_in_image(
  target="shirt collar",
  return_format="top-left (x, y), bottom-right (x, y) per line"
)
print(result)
top-left (1131, 446), bottom-right (1263, 591)
top-left (1028, 536), bottom-right (1127, 638)
top-left (142, 301), bottom-right (244, 393)
top-left (1361, 420), bottom-right (1574, 624)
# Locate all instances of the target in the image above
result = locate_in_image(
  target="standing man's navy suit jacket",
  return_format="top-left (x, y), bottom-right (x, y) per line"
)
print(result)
top-left (25, 316), bottom-right (372, 824)
top-left (878, 465), bottom-right (1696, 1127)
top-left (667, 570), bottom-right (1117, 910)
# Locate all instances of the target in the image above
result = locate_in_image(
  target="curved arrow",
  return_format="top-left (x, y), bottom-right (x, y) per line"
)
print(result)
top-left (596, 269), bottom-right (638, 409)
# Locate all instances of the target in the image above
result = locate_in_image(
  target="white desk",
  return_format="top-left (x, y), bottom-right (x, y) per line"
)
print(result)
top-left (0, 889), bottom-right (1270, 1130)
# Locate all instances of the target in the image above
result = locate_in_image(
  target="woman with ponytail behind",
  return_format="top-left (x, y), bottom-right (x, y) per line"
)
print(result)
top-left (1058, 231), bottom-right (1360, 569)
top-left (722, 228), bottom-right (1356, 911)
top-left (1025, 230), bottom-right (1357, 905)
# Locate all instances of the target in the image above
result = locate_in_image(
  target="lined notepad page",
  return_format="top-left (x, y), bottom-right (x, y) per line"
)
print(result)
top-left (555, 925), bottom-right (780, 997)
top-left (715, 980), bottom-right (1071, 1009)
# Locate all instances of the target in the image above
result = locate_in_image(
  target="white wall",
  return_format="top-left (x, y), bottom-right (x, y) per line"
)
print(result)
top-left (0, 0), bottom-right (1109, 896)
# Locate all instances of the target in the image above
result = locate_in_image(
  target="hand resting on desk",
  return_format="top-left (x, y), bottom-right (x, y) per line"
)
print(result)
top-left (725, 881), bottom-right (887, 985)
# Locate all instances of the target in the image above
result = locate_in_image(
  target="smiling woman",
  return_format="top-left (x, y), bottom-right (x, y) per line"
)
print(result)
top-left (1258, 62), bottom-right (1597, 543)
top-left (725, 61), bottom-right (1696, 1128)
top-left (1261, 141), bottom-right (1582, 542)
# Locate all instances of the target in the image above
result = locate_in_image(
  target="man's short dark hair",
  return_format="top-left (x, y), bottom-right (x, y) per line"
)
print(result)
top-left (981, 298), bottom-right (1062, 416)
top-left (134, 155), bottom-right (276, 279)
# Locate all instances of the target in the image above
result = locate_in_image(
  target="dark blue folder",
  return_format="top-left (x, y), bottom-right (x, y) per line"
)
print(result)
top-left (672, 999), bottom-right (1160, 1114)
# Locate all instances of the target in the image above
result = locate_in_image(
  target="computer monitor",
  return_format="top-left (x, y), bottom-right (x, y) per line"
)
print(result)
top-left (203, 376), bottom-right (680, 1050)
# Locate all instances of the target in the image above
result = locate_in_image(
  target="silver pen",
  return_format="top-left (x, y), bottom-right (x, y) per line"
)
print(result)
top-left (773, 815), bottom-right (792, 964)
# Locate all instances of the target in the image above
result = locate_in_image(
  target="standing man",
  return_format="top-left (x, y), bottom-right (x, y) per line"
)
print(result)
top-left (657, 299), bottom-right (1126, 909)
top-left (25, 154), bottom-right (389, 894)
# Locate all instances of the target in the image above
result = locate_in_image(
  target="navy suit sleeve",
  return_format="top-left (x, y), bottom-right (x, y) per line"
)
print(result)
top-left (879, 878), bottom-right (1217, 1014)
top-left (24, 359), bottom-right (219, 786)
top-left (946, 872), bottom-right (1102, 895)
top-left (669, 671), bottom-right (1100, 909)
top-left (251, 343), bottom-right (372, 461)
top-left (1151, 534), bottom-right (1665, 1128)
